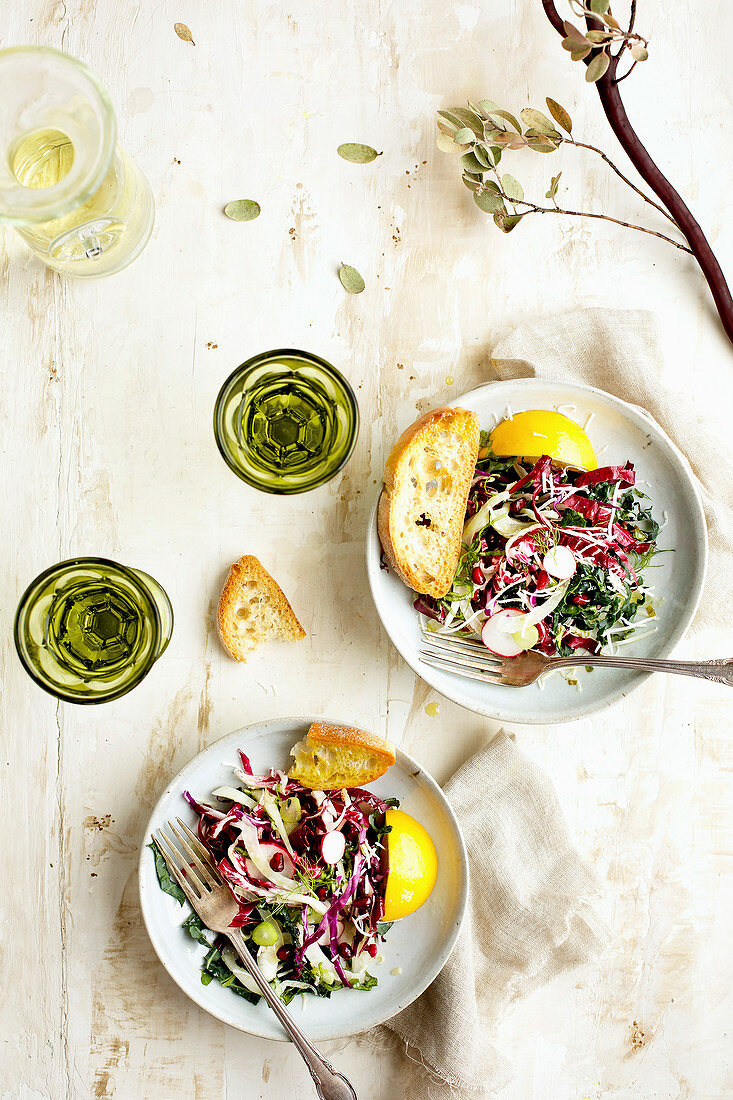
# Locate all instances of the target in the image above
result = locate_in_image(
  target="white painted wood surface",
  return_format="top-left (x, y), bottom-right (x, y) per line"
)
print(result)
top-left (1, 2), bottom-right (731, 1097)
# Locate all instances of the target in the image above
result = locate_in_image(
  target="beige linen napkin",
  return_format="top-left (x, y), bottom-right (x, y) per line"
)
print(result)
top-left (380, 731), bottom-right (606, 1098)
top-left (490, 307), bottom-right (733, 631)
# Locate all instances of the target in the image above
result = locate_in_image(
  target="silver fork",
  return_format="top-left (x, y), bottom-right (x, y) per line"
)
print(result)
top-left (153, 818), bottom-right (358, 1100)
top-left (420, 626), bottom-right (733, 687)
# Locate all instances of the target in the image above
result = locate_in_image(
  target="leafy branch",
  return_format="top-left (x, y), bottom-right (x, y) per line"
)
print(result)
top-left (561, 0), bottom-right (648, 82)
top-left (540, 0), bottom-right (733, 346)
top-left (437, 98), bottom-right (692, 252)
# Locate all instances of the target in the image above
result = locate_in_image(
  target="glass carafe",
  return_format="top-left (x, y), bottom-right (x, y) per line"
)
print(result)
top-left (0, 46), bottom-right (154, 278)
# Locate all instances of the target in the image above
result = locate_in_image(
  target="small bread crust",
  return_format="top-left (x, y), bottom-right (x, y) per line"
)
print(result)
top-left (288, 721), bottom-right (396, 789)
top-left (307, 722), bottom-right (396, 768)
top-left (217, 555), bottom-right (305, 662)
top-left (377, 406), bottom-right (480, 598)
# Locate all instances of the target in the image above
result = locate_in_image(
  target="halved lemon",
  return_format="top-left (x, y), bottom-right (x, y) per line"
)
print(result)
top-left (383, 808), bottom-right (438, 921)
top-left (489, 410), bottom-right (596, 471)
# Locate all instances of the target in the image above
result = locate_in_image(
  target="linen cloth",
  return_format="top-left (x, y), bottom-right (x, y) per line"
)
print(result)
top-left (379, 731), bottom-right (606, 1098)
top-left (489, 307), bottom-right (732, 631)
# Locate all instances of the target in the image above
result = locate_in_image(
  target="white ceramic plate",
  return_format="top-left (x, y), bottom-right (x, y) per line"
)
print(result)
top-left (139, 717), bottom-right (468, 1042)
top-left (367, 379), bottom-right (707, 724)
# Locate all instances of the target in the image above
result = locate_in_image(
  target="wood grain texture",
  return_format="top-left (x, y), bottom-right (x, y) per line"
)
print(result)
top-left (0, 1), bottom-right (731, 1097)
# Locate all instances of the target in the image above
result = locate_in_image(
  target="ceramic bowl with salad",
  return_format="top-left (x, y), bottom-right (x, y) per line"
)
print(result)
top-left (139, 717), bottom-right (468, 1041)
top-left (367, 378), bottom-right (707, 724)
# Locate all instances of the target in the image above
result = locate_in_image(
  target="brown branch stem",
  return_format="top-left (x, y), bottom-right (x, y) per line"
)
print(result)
top-left (491, 190), bottom-right (693, 252)
top-left (542, 0), bottom-right (733, 346)
top-left (614, 57), bottom-right (639, 84)
top-left (565, 138), bottom-right (679, 226)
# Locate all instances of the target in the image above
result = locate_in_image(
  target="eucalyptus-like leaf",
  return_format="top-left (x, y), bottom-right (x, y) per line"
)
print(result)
top-left (501, 173), bottom-right (524, 202)
top-left (589, 0), bottom-right (610, 12)
top-left (450, 107), bottom-right (485, 134)
top-left (545, 171), bottom-right (562, 200)
top-left (174, 22), bottom-right (195, 43)
top-left (338, 264), bottom-right (365, 294)
top-left (489, 110), bottom-right (523, 133)
top-left (462, 173), bottom-right (482, 192)
top-left (586, 50), bottom-right (610, 82)
top-left (437, 119), bottom-right (458, 137)
top-left (525, 131), bottom-right (560, 154)
top-left (436, 132), bottom-right (460, 154)
top-left (494, 212), bottom-right (524, 233)
top-left (453, 128), bottom-right (475, 145)
top-left (477, 99), bottom-right (500, 115)
top-left (630, 43), bottom-right (649, 62)
top-left (474, 189), bottom-right (506, 215)
top-left (467, 100), bottom-right (491, 119)
top-left (223, 199), bottom-right (261, 221)
top-left (603, 13), bottom-right (621, 29)
top-left (483, 126), bottom-right (504, 144)
top-left (437, 110), bottom-right (465, 131)
top-left (520, 108), bottom-right (558, 136)
top-left (460, 151), bottom-right (487, 175)
top-left (545, 98), bottom-right (573, 135)
top-left (586, 30), bottom-right (609, 44)
top-left (473, 144), bottom-right (494, 168)
top-left (571, 46), bottom-right (592, 61)
top-left (492, 131), bottom-right (526, 150)
top-left (337, 143), bottom-right (381, 164)
top-left (562, 19), bottom-right (590, 45)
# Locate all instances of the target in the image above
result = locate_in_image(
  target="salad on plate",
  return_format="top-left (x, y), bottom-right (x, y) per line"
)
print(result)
top-left (151, 722), bottom-right (438, 1006)
top-left (415, 410), bottom-right (663, 664)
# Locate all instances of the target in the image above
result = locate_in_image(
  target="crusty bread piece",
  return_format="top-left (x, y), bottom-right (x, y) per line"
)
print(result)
top-left (377, 406), bottom-right (480, 598)
top-left (289, 721), bottom-right (396, 790)
top-left (217, 555), bottom-right (305, 662)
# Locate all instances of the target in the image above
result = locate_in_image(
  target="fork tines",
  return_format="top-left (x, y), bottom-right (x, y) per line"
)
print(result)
top-left (154, 817), bottom-right (224, 901)
top-left (420, 628), bottom-right (504, 684)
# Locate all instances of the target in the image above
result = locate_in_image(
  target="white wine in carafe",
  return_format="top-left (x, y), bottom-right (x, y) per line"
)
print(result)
top-left (0, 48), bottom-right (154, 278)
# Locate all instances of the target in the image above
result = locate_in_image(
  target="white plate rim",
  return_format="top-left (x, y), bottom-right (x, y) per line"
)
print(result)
top-left (138, 715), bottom-right (469, 1041)
top-left (366, 377), bottom-right (708, 724)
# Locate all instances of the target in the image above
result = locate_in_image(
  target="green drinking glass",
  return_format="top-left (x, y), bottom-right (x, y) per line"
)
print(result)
top-left (14, 557), bottom-right (173, 704)
top-left (213, 349), bottom-right (359, 494)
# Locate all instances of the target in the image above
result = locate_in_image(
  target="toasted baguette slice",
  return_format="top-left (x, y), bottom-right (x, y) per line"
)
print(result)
top-left (378, 406), bottom-right (480, 598)
top-left (289, 721), bottom-right (396, 790)
top-left (217, 555), bottom-right (305, 662)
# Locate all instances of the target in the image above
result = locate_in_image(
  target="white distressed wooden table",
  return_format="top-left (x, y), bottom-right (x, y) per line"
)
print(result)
top-left (1, 2), bottom-right (731, 1098)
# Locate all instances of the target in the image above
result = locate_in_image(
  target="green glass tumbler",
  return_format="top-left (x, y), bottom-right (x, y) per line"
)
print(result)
top-left (14, 557), bottom-right (173, 704)
top-left (213, 349), bottom-right (359, 494)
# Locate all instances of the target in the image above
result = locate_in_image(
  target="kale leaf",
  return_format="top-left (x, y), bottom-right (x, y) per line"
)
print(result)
top-left (149, 841), bottom-right (186, 905)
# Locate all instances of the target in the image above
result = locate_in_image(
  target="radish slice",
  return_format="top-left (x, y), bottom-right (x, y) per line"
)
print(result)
top-left (542, 545), bottom-right (576, 580)
top-left (482, 610), bottom-right (538, 657)
top-left (321, 831), bottom-right (346, 865)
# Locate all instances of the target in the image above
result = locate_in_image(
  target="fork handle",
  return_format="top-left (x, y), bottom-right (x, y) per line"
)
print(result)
top-left (550, 654), bottom-right (733, 686)
top-left (226, 929), bottom-right (358, 1100)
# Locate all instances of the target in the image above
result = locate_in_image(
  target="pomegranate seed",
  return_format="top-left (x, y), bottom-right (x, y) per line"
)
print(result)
top-left (277, 946), bottom-right (290, 961)
top-left (572, 594), bottom-right (590, 606)
top-left (338, 943), bottom-right (353, 959)
top-left (270, 852), bottom-right (285, 872)
top-left (471, 565), bottom-right (484, 586)
top-left (316, 886), bottom-right (329, 900)
top-left (366, 943), bottom-right (378, 957)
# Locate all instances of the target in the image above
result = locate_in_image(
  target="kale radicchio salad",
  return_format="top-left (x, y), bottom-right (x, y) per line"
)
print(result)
top-left (416, 429), bottom-right (663, 663)
top-left (151, 752), bottom-right (396, 1006)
